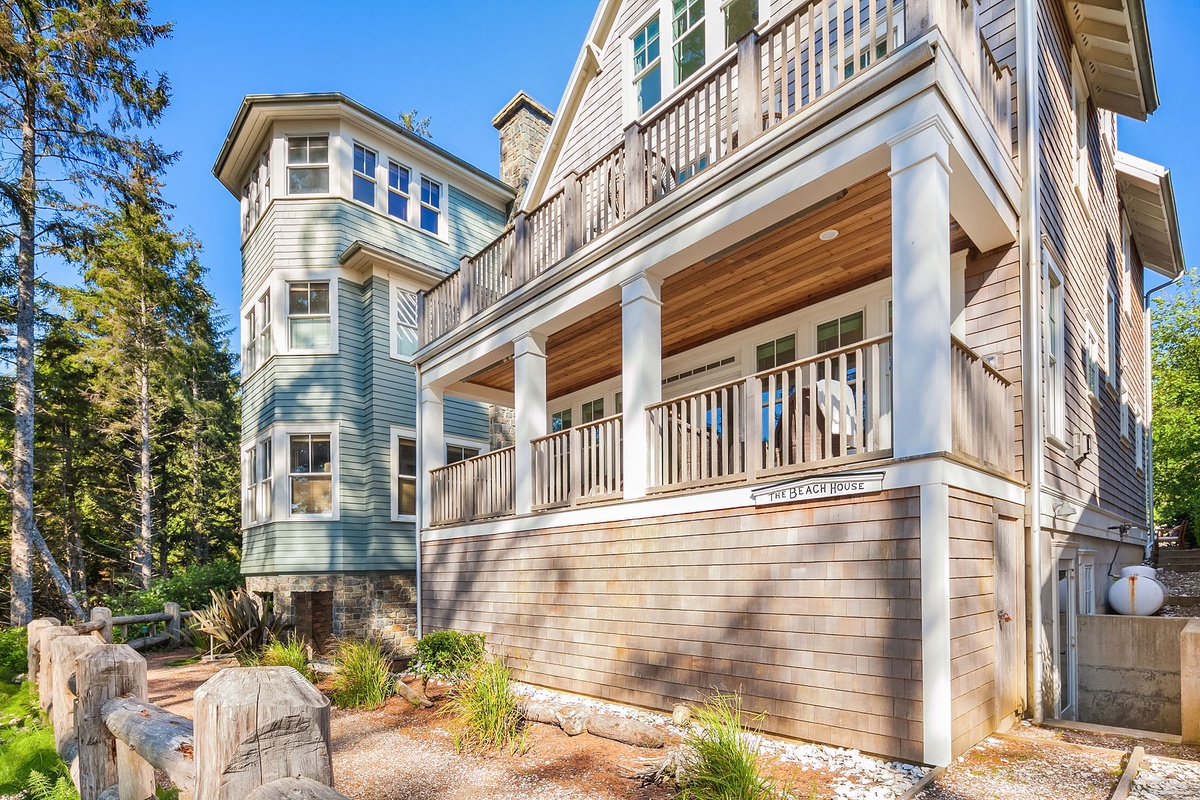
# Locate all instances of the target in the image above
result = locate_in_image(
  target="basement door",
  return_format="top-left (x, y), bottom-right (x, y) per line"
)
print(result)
top-left (1055, 559), bottom-right (1078, 720)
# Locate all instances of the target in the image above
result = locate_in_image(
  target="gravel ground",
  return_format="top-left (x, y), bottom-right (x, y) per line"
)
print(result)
top-left (1130, 755), bottom-right (1200, 800)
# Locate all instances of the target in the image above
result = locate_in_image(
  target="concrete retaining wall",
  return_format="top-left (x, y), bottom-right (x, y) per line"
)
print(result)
top-left (1077, 614), bottom-right (1189, 735)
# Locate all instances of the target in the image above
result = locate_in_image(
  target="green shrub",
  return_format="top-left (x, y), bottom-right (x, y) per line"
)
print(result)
top-left (191, 588), bottom-right (283, 659)
top-left (24, 770), bottom-right (78, 800)
top-left (0, 682), bottom-right (70, 797)
top-left (252, 636), bottom-right (315, 682)
top-left (104, 559), bottom-right (243, 616)
top-left (414, 629), bottom-right (486, 679)
top-left (330, 639), bottom-right (394, 709)
top-left (678, 693), bottom-right (784, 800)
top-left (443, 659), bottom-right (525, 754)
top-left (0, 627), bottom-right (27, 679)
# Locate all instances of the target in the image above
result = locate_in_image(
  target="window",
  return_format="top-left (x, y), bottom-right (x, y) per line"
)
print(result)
top-left (289, 433), bottom-right (333, 516)
top-left (244, 444), bottom-right (258, 525)
top-left (723, 0), bottom-right (757, 47)
top-left (352, 143), bottom-right (376, 206)
top-left (287, 135), bottom-right (329, 195)
top-left (394, 286), bottom-right (418, 359)
top-left (816, 312), bottom-right (865, 354)
top-left (387, 161), bottom-right (410, 221)
top-left (419, 177), bottom-right (441, 235)
top-left (396, 435), bottom-right (416, 518)
top-left (581, 397), bottom-right (605, 424)
top-left (1084, 321), bottom-right (1102, 403)
top-left (755, 334), bottom-right (796, 372)
top-left (633, 15), bottom-right (662, 115)
top-left (1071, 50), bottom-right (1089, 205)
top-left (672, 0), bottom-right (706, 84)
top-left (243, 435), bottom-right (273, 526)
top-left (1045, 253), bottom-right (1065, 441)
top-left (1120, 382), bottom-right (1130, 441)
top-left (614, 391), bottom-right (623, 414)
top-left (447, 443), bottom-right (481, 464)
top-left (1121, 214), bottom-right (1134, 316)
top-left (1134, 414), bottom-right (1144, 473)
top-left (551, 409), bottom-right (572, 432)
top-left (288, 281), bottom-right (331, 350)
top-left (1106, 286), bottom-right (1118, 386)
top-left (1080, 558), bottom-right (1096, 615)
top-left (242, 290), bottom-right (272, 375)
top-left (241, 148), bottom-right (270, 236)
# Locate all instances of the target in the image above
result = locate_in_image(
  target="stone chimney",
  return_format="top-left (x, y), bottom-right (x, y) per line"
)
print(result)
top-left (492, 91), bottom-right (553, 213)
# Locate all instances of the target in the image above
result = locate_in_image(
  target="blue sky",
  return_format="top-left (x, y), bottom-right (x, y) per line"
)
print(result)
top-left (70, 0), bottom-right (1192, 337)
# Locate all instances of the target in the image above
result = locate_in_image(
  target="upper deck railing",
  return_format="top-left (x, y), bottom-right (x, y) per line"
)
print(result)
top-left (419, 0), bottom-right (1012, 346)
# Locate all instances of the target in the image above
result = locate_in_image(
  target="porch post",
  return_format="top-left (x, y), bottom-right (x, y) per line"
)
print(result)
top-left (890, 117), bottom-right (954, 767)
top-left (621, 272), bottom-right (663, 499)
top-left (417, 383), bottom-right (445, 530)
top-left (513, 332), bottom-right (548, 515)
top-left (889, 117), bottom-right (953, 459)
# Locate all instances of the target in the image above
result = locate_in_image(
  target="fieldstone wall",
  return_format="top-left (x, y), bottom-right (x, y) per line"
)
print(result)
top-left (489, 404), bottom-right (515, 450)
top-left (246, 572), bottom-right (417, 655)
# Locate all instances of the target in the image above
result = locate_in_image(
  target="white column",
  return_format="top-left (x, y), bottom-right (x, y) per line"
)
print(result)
top-left (919, 481), bottom-right (953, 766)
top-left (889, 117), bottom-right (953, 459)
top-left (513, 332), bottom-right (548, 515)
top-left (621, 273), bottom-right (663, 499)
top-left (417, 384), bottom-right (444, 530)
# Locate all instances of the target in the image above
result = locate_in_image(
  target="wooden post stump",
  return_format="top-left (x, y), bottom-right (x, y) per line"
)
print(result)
top-left (38, 625), bottom-right (79, 711)
top-left (90, 607), bottom-right (114, 644)
top-left (27, 617), bottom-right (61, 681)
top-left (165, 603), bottom-right (182, 648)
top-left (194, 667), bottom-right (333, 800)
top-left (50, 634), bottom-right (101, 754)
top-left (76, 645), bottom-right (149, 800)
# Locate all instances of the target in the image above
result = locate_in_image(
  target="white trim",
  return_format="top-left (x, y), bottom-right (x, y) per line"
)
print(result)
top-left (389, 276), bottom-right (420, 362)
top-left (285, 132), bottom-right (332, 197)
top-left (1070, 47), bottom-right (1090, 209)
top-left (1043, 245), bottom-right (1066, 442)
top-left (241, 427), bottom-right (276, 529)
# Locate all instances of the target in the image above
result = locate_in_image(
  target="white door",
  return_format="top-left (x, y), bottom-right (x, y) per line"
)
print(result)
top-left (1056, 559), bottom-right (1078, 720)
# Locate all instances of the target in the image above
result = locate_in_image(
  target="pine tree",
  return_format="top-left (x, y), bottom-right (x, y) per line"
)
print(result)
top-left (0, 0), bottom-right (172, 623)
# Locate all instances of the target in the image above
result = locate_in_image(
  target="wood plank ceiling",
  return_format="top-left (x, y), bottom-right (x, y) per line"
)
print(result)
top-left (466, 170), bottom-right (901, 400)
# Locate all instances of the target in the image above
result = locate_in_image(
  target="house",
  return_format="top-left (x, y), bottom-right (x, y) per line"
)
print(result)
top-left (412, 0), bottom-right (1184, 767)
top-left (212, 93), bottom-right (522, 652)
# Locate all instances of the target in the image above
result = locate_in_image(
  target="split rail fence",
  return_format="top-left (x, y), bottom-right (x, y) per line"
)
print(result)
top-left (25, 616), bottom-right (349, 800)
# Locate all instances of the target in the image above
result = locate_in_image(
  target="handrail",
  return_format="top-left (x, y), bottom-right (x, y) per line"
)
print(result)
top-left (950, 336), bottom-right (1015, 473)
top-left (951, 334), bottom-right (1010, 385)
top-left (531, 414), bottom-right (624, 510)
top-left (750, 333), bottom-right (894, 382)
top-left (429, 446), bottom-right (515, 525)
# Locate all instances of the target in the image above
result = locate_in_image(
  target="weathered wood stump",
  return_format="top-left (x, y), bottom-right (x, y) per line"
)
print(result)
top-left (76, 645), bottom-right (149, 800)
top-left (38, 625), bottom-right (77, 711)
top-left (90, 607), bottom-right (114, 644)
top-left (50, 634), bottom-right (101, 753)
top-left (586, 713), bottom-right (665, 748)
top-left (26, 617), bottom-right (61, 680)
top-left (244, 777), bottom-right (349, 800)
top-left (194, 667), bottom-right (332, 800)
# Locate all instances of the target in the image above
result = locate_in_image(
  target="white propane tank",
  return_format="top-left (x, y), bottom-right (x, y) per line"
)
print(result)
top-left (1108, 570), bottom-right (1165, 616)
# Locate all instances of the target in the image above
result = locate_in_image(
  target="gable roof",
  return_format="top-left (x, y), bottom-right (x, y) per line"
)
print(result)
top-left (1115, 152), bottom-right (1184, 279)
top-left (1063, 0), bottom-right (1159, 120)
top-left (521, 0), bottom-right (622, 211)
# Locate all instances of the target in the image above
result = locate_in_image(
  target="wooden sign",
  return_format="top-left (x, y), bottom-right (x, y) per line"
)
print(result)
top-left (752, 472), bottom-right (885, 506)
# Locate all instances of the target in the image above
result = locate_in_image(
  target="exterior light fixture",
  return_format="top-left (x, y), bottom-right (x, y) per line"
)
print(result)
top-left (819, 229), bottom-right (839, 241)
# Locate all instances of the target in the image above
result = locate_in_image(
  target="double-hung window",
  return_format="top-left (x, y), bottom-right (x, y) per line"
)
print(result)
top-left (241, 149), bottom-right (271, 236)
top-left (447, 443), bottom-right (481, 464)
top-left (1045, 254), bottom-right (1065, 442)
top-left (723, 0), bottom-right (757, 47)
top-left (1120, 382), bottom-right (1131, 441)
top-left (396, 435), bottom-right (416, 518)
top-left (287, 135), bottom-right (329, 195)
top-left (633, 15), bottom-right (662, 115)
top-left (243, 436), bottom-right (273, 525)
top-left (289, 433), bottom-right (333, 516)
top-left (1106, 286), bottom-right (1118, 387)
top-left (672, 0), bottom-right (706, 84)
top-left (581, 398), bottom-right (605, 424)
top-left (243, 306), bottom-right (258, 375)
top-left (394, 286), bottom-right (418, 359)
top-left (387, 161), bottom-right (410, 221)
top-left (1084, 321), bottom-right (1102, 403)
top-left (1071, 50), bottom-right (1089, 205)
top-left (551, 409), bottom-right (572, 432)
top-left (243, 290), bottom-right (272, 375)
top-left (288, 281), bottom-right (331, 350)
top-left (419, 177), bottom-right (441, 234)
top-left (353, 143), bottom-right (377, 206)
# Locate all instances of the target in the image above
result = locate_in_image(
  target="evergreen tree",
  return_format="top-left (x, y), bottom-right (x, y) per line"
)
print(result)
top-left (0, 0), bottom-right (172, 623)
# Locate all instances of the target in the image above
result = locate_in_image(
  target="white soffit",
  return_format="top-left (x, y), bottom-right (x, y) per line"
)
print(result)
top-left (1115, 152), bottom-right (1184, 279)
top-left (1063, 0), bottom-right (1159, 120)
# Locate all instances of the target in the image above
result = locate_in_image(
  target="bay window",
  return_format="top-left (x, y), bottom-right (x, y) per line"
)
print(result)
top-left (287, 135), bottom-right (329, 195)
top-left (243, 435), bottom-right (273, 526)
top-left (242, 290), bottom-right (271, 376)
top-left (289, 433), bottom-right (333, 516)
top-left (353, 143), bottom-right (377, 206)
top-left (420, 177), bottom-right (441, 234)
top-left (388, 160), bottom-right (410, 220)
top-left (288, 281), bottom-right (331, 350)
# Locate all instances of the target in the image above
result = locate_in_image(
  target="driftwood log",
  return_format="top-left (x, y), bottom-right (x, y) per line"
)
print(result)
top-left (393, 677), bottom-right (432, 708)
top-left (102, 698), bottom-right (196, 794)
top-left (244, 777), bottom-right (350, 800)
top-left (519, 701), bottom-right (665, 748)
top-left (193, 667), bottom-right (332, 800)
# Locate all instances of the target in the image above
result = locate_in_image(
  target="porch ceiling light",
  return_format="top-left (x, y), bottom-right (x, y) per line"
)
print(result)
top-left (819, 229), bottom-right (839, 241)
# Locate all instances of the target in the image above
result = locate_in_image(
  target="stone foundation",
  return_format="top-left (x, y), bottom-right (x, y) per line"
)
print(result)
top-left (245, 572), bottom-right (417, 655)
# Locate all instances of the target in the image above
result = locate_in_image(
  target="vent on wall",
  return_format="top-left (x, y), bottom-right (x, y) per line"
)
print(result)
top-left (663, 356), bottom-right (735, 386)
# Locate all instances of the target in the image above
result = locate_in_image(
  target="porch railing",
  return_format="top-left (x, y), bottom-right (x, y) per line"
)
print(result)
top-left (647, 335), bottom-right (892, 492)
top-left (429, 446), bottom-right (515, 526)
top-left (532, 414), bottom-right (624, 510)
top-left (419, 0), bottom-right (1013, 346)
top-left (950, 336), bottom-right (1014, 473)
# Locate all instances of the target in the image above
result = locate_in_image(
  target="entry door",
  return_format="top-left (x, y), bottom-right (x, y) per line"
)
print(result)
top-left (993, 515), bottom-right (1026, 728)
top-left (1056, 560), bottom-right (1078, 720)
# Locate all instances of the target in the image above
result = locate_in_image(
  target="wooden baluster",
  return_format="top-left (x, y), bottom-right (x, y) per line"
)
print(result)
top-left (736, 29), bottom-right (763, 147)
top-left (459, 255), bottom-right (474, 319)
top-left (623, 123), bottom-right (645, 215)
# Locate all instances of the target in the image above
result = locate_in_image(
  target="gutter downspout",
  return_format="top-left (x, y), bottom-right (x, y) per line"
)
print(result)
top-left (414, 365), bottom-right (425, 640)
top-left (1017, 0), bottom-right (1046, 724)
